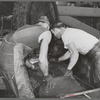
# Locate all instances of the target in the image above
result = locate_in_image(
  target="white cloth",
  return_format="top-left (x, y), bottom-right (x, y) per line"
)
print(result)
top-left (62, 28), bottom-right (99, 55)
top-left (38, 31), bottom-right (52, 44)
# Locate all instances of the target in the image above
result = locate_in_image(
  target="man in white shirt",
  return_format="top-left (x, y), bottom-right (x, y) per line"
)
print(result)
top-left (51, 22), bottom-right (100, 87)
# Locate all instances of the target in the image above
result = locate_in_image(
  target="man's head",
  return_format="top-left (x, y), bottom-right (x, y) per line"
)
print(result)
top-left (51, 22), bottom-right (67, 39)
top-left (37, 16), bottom-right (50, 29)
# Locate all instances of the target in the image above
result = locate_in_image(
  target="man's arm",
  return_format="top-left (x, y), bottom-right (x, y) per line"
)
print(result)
top-left (58, 50), bottom-right (70, 62)
top-left (66, 41), bottom-right (79, 70)
top-left (38, 31), bottom-right (52, 76)
top-left (39, 39), bottom-right (49, 76)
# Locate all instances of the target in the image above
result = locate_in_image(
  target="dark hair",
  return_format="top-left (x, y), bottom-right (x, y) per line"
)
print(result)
top-left (51, 22), bottom-right (68, 29)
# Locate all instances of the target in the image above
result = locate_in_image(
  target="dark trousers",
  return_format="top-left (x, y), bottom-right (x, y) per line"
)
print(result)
top-left (86, 41), bottom-right (100, 87)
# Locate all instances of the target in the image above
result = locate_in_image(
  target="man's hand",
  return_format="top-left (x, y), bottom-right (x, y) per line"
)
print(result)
top-left (64, 69), bottom-right (72, 76)
top-left (45, 75), bottom-right (56, 92)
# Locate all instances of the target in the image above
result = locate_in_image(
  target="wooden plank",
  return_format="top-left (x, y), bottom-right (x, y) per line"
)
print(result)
top-left (57, 6), bottom-right (100, 17)
top-left (61, 88), bottom-right (100, 98)
top-left (59, 16), bottom-right (100, 38)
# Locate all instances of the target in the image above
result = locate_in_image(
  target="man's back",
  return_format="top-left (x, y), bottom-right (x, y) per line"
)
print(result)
top-left (12, 25), bottom-right (48, 49)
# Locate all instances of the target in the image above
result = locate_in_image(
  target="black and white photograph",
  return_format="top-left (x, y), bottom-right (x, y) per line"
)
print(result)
top-left (0, 0), bottom-right (100, 99)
